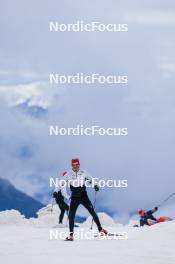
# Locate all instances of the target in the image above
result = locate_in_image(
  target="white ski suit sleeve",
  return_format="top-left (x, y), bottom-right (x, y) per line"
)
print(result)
top-left (54, 179), bottom-right (70, 200)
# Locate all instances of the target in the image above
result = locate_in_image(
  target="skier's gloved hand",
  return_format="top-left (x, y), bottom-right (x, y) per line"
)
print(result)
top-left (154, 206), bottom-right (158, 211)
top-left (94, 185), bottom-right (99, 192)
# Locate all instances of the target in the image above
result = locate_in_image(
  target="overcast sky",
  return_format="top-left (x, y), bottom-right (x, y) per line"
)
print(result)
top-left (0, 0), bottom-right (175, 220)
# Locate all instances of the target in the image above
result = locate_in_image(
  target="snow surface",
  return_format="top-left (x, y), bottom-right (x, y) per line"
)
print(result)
top-left (81, 212), bottom-right (121, 227)
top-left (0, 209), bottom-right (175, 264)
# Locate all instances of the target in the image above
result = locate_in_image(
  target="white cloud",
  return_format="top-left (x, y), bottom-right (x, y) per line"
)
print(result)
top-left (0, 0), bottom-right (175, 219)
top-left (0, 82), bottom-right (55, 108)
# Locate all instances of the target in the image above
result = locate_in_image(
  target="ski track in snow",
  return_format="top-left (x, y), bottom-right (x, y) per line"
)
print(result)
top-left (0, 222), bottom-right (175, 264)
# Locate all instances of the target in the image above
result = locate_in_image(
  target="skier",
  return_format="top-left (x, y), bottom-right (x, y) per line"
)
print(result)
top-left (137, 207), bottom-right (158, 226)
top-left (60, 158), bottom-right (108, 241)
top-left (53, 190), bottom-right (69, 226)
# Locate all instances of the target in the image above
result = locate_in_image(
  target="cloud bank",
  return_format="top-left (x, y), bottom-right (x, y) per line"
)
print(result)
top-left (0, 0), bottom-right (175, 219)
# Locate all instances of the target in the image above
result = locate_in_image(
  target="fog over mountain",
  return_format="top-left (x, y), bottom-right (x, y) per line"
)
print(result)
top-left (0, 0), bottom-right (175, 220)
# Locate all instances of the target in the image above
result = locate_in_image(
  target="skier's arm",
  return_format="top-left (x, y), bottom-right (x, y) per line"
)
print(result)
top-left (150, 207), bottom-right (158, 214)
top-left (146, 207), bottom-right (158, 221)
top-left (53, 184), bottom-right (61, 200)
top-left (59, 174), bottom-right (71, 200)
top-left (146, 207), bottom-right (158, 215)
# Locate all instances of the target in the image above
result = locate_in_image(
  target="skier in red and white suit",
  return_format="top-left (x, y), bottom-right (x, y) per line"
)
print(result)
top-left (60, 158), bottom-right (107, 241)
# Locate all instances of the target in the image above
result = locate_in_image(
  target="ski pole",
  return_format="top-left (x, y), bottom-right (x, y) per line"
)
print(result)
top-left (90, 191), bottom-right (97, 230)
top-left (50, 198), bottom-right (54, 213)
top-left (158, 192), bottom-right (175, 207)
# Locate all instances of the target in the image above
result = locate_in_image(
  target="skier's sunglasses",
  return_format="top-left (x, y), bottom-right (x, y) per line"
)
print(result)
top-left (72, 163), bottom-right (80, 168)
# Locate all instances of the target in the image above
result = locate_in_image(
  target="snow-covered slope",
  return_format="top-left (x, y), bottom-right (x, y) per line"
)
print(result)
top-left (81, 212), bottom-right (120, 227)
top-left (0, 208), bottom-right (175, 264)
top-left (0, 206), bottom-right (117, 228)
top-left (0, 220), bottom-right (175, 264)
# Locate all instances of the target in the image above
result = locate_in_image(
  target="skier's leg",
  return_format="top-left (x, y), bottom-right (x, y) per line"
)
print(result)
top-left (59, 208), bottom-right (65, 224)
top-left (69, 198), bottom-right (79, 234)
top-left (81, 196), bottom-right (102, 231)
top-left (59, 199), bottom-right (69, 211)
top-left (63, 201), bottom-right (69, 212)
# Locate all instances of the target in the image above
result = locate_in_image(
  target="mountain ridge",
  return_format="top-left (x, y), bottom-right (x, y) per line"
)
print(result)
top-left (0, 177), bottom-right (44, 218)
